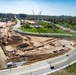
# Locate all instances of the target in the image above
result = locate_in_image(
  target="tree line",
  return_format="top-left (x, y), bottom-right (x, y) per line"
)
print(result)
top-left (0, 13), bottom-right (15, 22)
top-left (17, 14), bottom-right (76, 30)
top-left (0, 13), bottom-right (76, 30)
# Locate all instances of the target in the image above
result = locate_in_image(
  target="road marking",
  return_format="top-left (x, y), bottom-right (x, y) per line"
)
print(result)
top-left (8, 64), bottom-right (50, 75)
top-left (48, 49), bottom-right (76, 66)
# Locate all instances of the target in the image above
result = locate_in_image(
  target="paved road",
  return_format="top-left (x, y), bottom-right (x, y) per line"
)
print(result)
top-left (42, 20), bottom-right (76, 33)
top-left (0, 46), bottom-right (76, 75)
top-left (55, 24), bottom-right (76, 32)
top-left (0, 16), bottom-right (76, 75)
top-left (13, 16), bottom-right (76, 37)
top-left (13, 15), bottom-right (21, 31)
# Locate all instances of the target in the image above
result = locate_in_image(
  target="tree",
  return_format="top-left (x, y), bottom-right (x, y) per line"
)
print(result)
top-left (40, 21), bottom-right (51, 28)
top-left (21, 22), bottom-right (30, 28)
top-left (25, 22), bottom-right (30, 28)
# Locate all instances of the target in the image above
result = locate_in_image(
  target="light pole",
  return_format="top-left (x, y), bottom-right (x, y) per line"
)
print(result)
top-left (8, 66), bottom-right (12, 75)
top-left (30, 72), bottom-right (32, 75)
top-left (10, 67), bottom-right (11, 74)
top-left (30, 64), bottom-right (32, 75)
top-left (7, 62), bottom-right (13, 75)
top-left (66, 54), bottom-right (69, 66)
top-left (66, 54), bottom-right (70, 68)
top-left (66, 54), bottom-right (72, 72)
top-left (49, 61), bottom-right (54, 70)
top-left (50, 61), bottom-right (51, 67)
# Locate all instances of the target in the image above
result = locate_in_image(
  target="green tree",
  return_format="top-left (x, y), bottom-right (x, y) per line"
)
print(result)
top-left (40, 21), bottom-right (51, 28)
top-left (25, 22), bottom-right (30, 28)
top-left (21, 22), bottom-right (30, 28)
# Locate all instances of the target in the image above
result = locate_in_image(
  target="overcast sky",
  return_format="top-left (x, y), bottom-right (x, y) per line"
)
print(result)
top-left (0, 0), bottom-right (76, 16)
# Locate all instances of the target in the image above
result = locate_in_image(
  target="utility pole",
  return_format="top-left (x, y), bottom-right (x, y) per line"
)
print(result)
top-left (66, 54), bottom-right (70, 68)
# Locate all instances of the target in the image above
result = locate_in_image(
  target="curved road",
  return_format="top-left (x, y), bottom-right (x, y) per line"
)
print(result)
top-left (13, 16), bottom-right (21, 30)
top-left (0, 16), bottom-right (76, 75)
top-left (55, 24), bottom-right (76, 32)
top-left (0, 47), bottom-right (76, 75)
top-left (13, 16), bottom-right (75, 37)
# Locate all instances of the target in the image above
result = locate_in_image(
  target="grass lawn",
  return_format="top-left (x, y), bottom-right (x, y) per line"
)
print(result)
top-left (48, 62), bottom-right (76, 75)
top-left (69, 32), bottom-right (76, 34)
top-left (58, 22), bottom-right (76, 30)
top-left (19, 26), bottom-right (67, 33)
top-left (19, 27), bottom-right (38, 32)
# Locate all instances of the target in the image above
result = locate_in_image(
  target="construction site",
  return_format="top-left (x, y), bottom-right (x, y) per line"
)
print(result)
top-left (0, 17), bottom-right (76, 70)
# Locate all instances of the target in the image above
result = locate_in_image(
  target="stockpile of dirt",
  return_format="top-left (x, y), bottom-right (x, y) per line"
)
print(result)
top-left (22, 49), bottom-right (70, 65)
top-left (7, 50), bottom-right (69, 66)
top-left (17, 43), bottom-right (30, 48)
top-left (0, 46), bottom-right (7, 69)
top-left (7, 38), bottom-right (22, 46)
top-left (6, 48), bottom-right (69, 64)
top-left (11, 35), bottom-right (22, 40)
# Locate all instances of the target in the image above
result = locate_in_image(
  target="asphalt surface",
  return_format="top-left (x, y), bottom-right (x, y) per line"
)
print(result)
top-left (13, 16), bottom-right (76, 37)
top-left (55, 24), bottom-right (76, 32)
top-left (0, 47), bottom-right (76, 75)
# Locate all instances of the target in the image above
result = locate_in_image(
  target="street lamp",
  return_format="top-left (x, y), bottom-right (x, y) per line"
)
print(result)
top-left (7, 62), bottom-right (13, 74)
top-left (30, 64), bottom-right (32, 75)
top-left (66, 54), bottom-right (71, 68)
top-left (49, 61), bottom-right (54, 70)
top-left (66, 54), bottom-right (69, 66)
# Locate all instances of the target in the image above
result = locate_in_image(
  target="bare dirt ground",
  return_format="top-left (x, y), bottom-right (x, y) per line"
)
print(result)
top-left (0, 28), bottom-right (76, 69)
top-left (0, 46), bottom-right (7, 69)
top-left (5, 33), bottom-right (76, 65)
top-left (0, 21), bottom-right (16, 27)
top-left (24, 35), bottom-right (75, 55)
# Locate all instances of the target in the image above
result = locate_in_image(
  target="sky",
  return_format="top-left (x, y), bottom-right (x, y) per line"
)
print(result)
top-left (0, 0), bottom-right (76, 16)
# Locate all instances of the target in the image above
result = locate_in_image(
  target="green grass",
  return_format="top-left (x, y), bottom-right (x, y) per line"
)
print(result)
top-left (19, 27), bottom-right (38, 32)
top-left (69, 32), bottom-right (76, 34)
top-left (48, 63), bottom-right (76, 75)
top-left (19, 26), bottom-right (67, 33)
top-left (65, 63), bottom-right (76, 73)
top-left (58, 22), bottom-right (76, 30)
